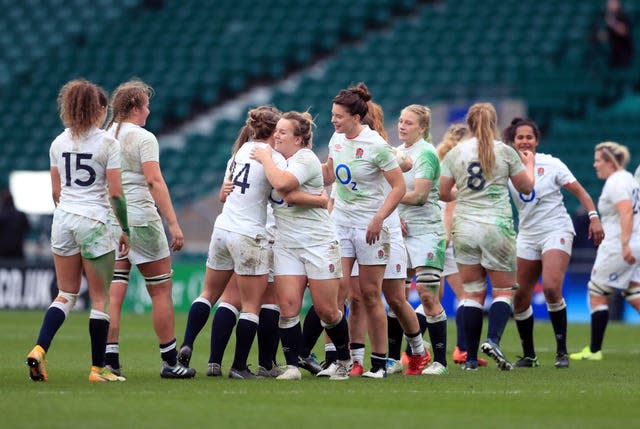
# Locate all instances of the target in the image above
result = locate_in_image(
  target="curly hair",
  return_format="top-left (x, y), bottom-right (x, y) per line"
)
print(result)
top-left (58, 79), bottom-right (108, 139)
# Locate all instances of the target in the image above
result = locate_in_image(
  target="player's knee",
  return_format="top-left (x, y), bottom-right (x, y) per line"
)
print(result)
top-left (463, 279), bottom-right (487, 294)
top-left (51, 291), bottom-right (78, 317)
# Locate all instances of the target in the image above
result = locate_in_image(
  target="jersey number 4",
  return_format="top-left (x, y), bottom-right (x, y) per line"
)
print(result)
top-left (62, 152), bottom-right (96, 187)
top-left (231, 162), bottom-right (251, 194)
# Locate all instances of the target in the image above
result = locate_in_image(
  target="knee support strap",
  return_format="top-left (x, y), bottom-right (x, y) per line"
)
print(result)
top-left (51, 291), bottom-right (78, 317)
top-left (144, 270), bottom-right (173, 286)
top-left (112, 268), bottom-right (130, 285)
top-left (415, 268), bottom-right (441, 292)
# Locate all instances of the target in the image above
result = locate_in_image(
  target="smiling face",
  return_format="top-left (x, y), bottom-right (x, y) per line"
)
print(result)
top-left (513, 125), bottom-right (538, 154)
top-left (397, 109), bottom-right (425, 145)
top-left (273, 118), bottom-right (301, 158)
top-left (331, 103), bottom-right (360, 138)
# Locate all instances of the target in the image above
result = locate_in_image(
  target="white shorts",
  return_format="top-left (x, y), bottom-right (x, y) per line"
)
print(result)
top-left (335, 224), bottom-right (390, 266)
top-left (273, 240), bottom-right (342, 280)
top-left (206, 228), bottom-right (270, 275)
top-left (452, 216), bottom-right (516, 272)
top-left (405, 231), bottom-right (446, 271)
top-left (516, 230), bottom-right (574, 261)
top-left (443, 242), bottom-right (458, 277)
top-left (51, 210), bottom-right (114, 258)
top-left (111, 220), bottom-right (170, 265)
top-left (590, 240), bottom-right (640, 290)
top-left (349, 230), bottom-right (406, 279)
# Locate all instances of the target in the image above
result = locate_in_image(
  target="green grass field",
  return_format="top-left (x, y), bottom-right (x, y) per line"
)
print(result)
top-left (1, 310), bottom-right (638, 429)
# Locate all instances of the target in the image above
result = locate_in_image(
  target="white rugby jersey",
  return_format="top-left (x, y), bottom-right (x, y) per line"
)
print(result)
top-left (107, 122), bottom-right (161, 226)
top-left (634, 164), bottom-right (640, 184)
top-left (50, 127), bottom-right (120, 223)
top-left (398, 138), bottom-right (443, 235)
top-left (215, 141), bottom-right (286, 238)
top-left (328, 125), bottom-right (399, 228)
top-left (509, 153), bottom-right (575, 236)
top-left (598, 169), bottom-right (640, 245)
top-left (269, 148), bottom-right (336, 247)
top-left (441, 138), bottom-right (524, 223)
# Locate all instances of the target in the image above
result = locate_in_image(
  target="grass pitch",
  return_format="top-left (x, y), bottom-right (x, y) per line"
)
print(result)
top-left (1, 310), bottom-right (639, 429)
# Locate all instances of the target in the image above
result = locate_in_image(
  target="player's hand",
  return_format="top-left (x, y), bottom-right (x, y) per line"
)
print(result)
top-left (250, 145), bottom-right (272, 163)
top-left (622, 244), bottom-right (636, 264)
top-left (366, 216), bottom-right (383, 244)
top-left (519, 149), bottom-right (535, 166)
top-left (588, 217), bottom-right (604, 246)
top-left (400, 218), bottom-right (408, 237)
top-left (118, 233), bottom-right (129, 257)
top-left (168, 223), bottom-right (184, 252)
top-left (221, 180), bottom-right (234, 199)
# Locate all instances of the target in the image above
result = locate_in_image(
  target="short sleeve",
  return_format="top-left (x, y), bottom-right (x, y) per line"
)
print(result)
top-left (106, 137), bottom-right (121, 169)
top-left (139, 132), bottom-right (160, 164)
top-left (414, 149), bottom-right (440, 181)
top-left (552, 157), bottom-right (577, 187)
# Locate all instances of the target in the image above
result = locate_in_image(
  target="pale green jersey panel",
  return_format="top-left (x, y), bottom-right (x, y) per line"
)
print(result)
top-left (398, 139), bottom-right (443, 235)
top-left (441, 138), bottom-right (524, 224)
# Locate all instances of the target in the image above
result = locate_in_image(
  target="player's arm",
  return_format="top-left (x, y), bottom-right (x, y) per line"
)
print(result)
top-left (322, 157), bottom-right (335, 186)
top-left (617, 199), bottom-right (636, 264)
top-left (142, 161), bottom-right (183, 251)
top-left (282, 189), bottom-right (329, 209)
top-left (402, 177), bottom-right (431, 206)
top-left (563, 180), bottom-right (604, 245)
top-left (50, 167), bottom-right (61, 207)
top-left (439, 176), bottom-right (456, 202)
top-left (366, 167), bottom-right (405, 244)
top-left (251, 146), bottom-right (299, 193)
top-left (511, 150), bottom-right (535, 194)
top-left (107, 167), bottom-right (130, 255)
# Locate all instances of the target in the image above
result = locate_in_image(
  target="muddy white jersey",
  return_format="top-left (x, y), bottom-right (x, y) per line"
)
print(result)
top-left (509, 153), bottom-right (575, 236)
top-left (441, 138), bottom-right (524, 224)
top-left (634, 164), bottom-right (640, 184)
top-left (107, 122), bottom-right (161, 226)
top-left (215, 141), bottom-right (286, 238)
top-left (270, 148), bottom-right (336, 248)
top-left (598, 169), bottom-right (640, 245)
top-left (49, 127), bottom-right (120, 223)
top-left (398, 138), bottom-right (443, 235)
top-left (328, 125), bottom-right (399, 228)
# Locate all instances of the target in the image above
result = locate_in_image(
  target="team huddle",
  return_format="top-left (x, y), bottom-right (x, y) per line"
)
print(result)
top-left (25, 80), bottom-right (640, 382)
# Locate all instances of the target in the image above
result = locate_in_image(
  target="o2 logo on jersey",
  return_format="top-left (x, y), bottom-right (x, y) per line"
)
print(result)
top-left (518, 189), bottom-right (536, 203)
top-left (335, 163), bottom-right (358, 191)
top-left (62, 152), bottom-right (96, 187)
